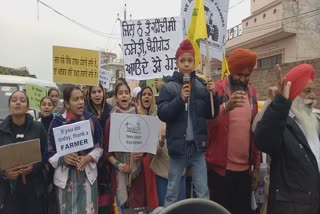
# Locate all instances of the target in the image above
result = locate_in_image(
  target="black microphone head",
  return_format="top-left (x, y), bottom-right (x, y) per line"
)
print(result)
top-left (183, 74), bottom-right (190, 84)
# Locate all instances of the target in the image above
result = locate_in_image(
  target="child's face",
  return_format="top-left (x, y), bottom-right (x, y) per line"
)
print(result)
top-left (116, 85), bottom-right (131, 109)
top-left (176, 53), bottom-right (194, 76)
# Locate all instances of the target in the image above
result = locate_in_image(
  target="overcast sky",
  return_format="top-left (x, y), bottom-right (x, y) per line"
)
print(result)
top-left (0, 0), bottom-right (250, 81)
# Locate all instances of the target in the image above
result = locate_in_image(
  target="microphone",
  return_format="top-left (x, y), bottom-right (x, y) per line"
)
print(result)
top-left (183, 74), bottom-right (190, 111)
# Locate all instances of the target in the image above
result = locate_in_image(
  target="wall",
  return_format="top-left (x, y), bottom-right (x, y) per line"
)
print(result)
top-left (211, 58), bottom-right (320, 107)
top-left (227, 2), bottom-right (283, 50)
top-left (251, 0), bottom-right (279, 14)
top-left (250, 58), bottom-right (320, 108)
top-left (252, 35), bottom-right (296, 63)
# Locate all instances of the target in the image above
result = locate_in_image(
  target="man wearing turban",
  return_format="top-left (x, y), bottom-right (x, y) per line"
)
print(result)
top-left (255, 64), bottom-right (320, 214)
top-left (206, 48), bottom-right (261, 214)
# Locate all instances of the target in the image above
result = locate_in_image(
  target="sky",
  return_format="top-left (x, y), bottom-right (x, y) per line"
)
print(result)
top-left (0, 0), bottom-right (250, 81)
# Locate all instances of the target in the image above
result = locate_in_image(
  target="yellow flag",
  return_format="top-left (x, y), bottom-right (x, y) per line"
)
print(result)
top-left (187, 0), bottom-right (208, 69)
top-left (221, 53), bottom-right (230, 80)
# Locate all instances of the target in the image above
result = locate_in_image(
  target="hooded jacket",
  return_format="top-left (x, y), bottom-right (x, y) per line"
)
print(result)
top-left (157, 71), bottom-right (219, 158)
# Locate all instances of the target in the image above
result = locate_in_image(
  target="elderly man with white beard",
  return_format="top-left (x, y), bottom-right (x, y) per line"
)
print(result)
top-left (255, 64), bottom-right (320, 214)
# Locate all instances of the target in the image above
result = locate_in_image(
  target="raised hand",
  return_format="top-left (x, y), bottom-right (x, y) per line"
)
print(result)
top-left (275, 64), bottom-right (291, 99)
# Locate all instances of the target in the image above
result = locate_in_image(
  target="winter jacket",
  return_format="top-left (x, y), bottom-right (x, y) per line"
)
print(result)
top-left (255, 94), bottom-right (320, 214)
top-left (157, 71), bottom-right (219, 158)
top-left (206, 77), bottom-right (260, 176)
top-left (0, 114), bottom-right (48, 214)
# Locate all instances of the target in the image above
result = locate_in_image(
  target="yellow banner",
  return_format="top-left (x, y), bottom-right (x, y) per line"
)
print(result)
top-left (221, 53), bottom-right (230, 80)
top-left (187, 0), bottom-right (208, 69)
top-left (26, 84), bottom-right (47, 111)
top-left (53, 46), bottom-right (100, 86)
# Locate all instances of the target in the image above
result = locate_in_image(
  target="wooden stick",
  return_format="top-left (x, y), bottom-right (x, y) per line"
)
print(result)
top-left (205, 39), bottom-right (210, 77)
top-left (205, 39), bottom-right (215, 118)
top-left (128, 154), bottom-right (134, 189)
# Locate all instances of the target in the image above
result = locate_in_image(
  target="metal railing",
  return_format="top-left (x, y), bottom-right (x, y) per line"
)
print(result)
top-left (226, 24), bottom-right (243, 41)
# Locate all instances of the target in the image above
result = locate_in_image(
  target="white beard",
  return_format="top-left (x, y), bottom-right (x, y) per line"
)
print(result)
top-left (291, 96), bottom-right (319, 140)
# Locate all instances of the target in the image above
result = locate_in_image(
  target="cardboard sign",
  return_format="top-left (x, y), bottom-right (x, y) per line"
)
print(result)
top-left (53, 120), bottom-right (94, 157)
top-left (53, 46), bottom-right (100, 86)
top-left (26, 84), bottom-right (47, 111)
top-left (121, 17), bottom-right (183, 80)
top-left (99, 68), bottom-right (111, 90)
top-left (109, 113), bottom-right (160, 154)
top-left (0, 139), bottom-right (41, 170)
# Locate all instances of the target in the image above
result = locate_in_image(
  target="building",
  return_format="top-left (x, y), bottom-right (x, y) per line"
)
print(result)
top-left (226, 0), bottom-right (320, 69)
top-left (100, 51), bottom-right (125, 91)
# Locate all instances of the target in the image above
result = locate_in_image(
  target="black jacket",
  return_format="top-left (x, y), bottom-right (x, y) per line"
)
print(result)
top-left (0, 114), bottom-right (48, 214)
top-left (255, 94), bottom-right (320, 214)
top-left (157, 71), bottom-right (219, 158)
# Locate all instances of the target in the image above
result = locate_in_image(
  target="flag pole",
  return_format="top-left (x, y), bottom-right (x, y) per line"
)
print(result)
top-left (205, 39), bottom-right (214, 118)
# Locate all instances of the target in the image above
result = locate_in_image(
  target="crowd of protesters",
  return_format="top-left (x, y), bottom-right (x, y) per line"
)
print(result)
top-left (0, 39), bottom-right (319, 214)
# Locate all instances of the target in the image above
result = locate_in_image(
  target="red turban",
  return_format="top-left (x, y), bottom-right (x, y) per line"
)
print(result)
top-left (285, 64), bottom-right (315, 100)
top-left (176, 39), bottom-right (195, 60)
top-left (228, 48), bottom-right (257, 75)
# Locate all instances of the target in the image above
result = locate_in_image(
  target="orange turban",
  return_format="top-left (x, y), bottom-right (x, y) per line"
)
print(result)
top-left (228, 48), bottom-right (257, 75)
top-left (285, 64), bottom-right (315, 100)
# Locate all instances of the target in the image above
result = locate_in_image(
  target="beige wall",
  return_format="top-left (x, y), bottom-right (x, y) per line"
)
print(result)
top-left (251, 0), bottom-right (279, 14)
top-left (251, 36), bottom-right (296, 63)
top-left (227, 3), bottom-right (283, 49)
top-left (296, 32), bottom-right (320, 62)
top-left (281, 0), bottom-right (320, 61)
top-left (243, 2), bottom-right (282, 34)
top-left (226, 0), bottom-right (320, 65)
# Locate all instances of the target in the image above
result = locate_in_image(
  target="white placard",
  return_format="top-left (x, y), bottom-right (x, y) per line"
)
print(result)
top-left (109, 113), bottom-right (160, 154)
top-left (181, 0), bottom-right (230, 61)
top-left (121, 17), bottom-right (183, 80)
top-left (53, 120), bottom-right (94, 157)
top-left (99, 68), bottom-right (111, 89)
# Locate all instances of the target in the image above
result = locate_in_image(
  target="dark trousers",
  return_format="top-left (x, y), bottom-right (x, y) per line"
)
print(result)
top-left (208, 169), bottom-right (252, 214)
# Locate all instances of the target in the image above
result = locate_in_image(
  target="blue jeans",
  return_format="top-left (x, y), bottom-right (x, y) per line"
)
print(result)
top-left (164, 143), bottom-right (209, 207)
top-left (156, 175), bottom-right (186, 207)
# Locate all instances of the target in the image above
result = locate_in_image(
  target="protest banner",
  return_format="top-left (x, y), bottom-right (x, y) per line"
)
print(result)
top-left (53, 46), bottom-right (100, 86)
top-left (53, 120), bottom-right (94, 157)
top-left (99, 68), bottom-right (111, 90)
top-left (0, 139), bottom-right (41, 170)
top-left (26, 84), bottom-right (47, 110)
top-left (121, 17), bottom-right (183, 80)
top-left (109, 113), bottom-right (160, 154)
top-left (181, 0), bottom-right (230, 61)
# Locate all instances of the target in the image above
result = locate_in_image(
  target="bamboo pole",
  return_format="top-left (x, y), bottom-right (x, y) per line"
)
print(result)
top-left (205, 39), bottom-right (215, 118)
